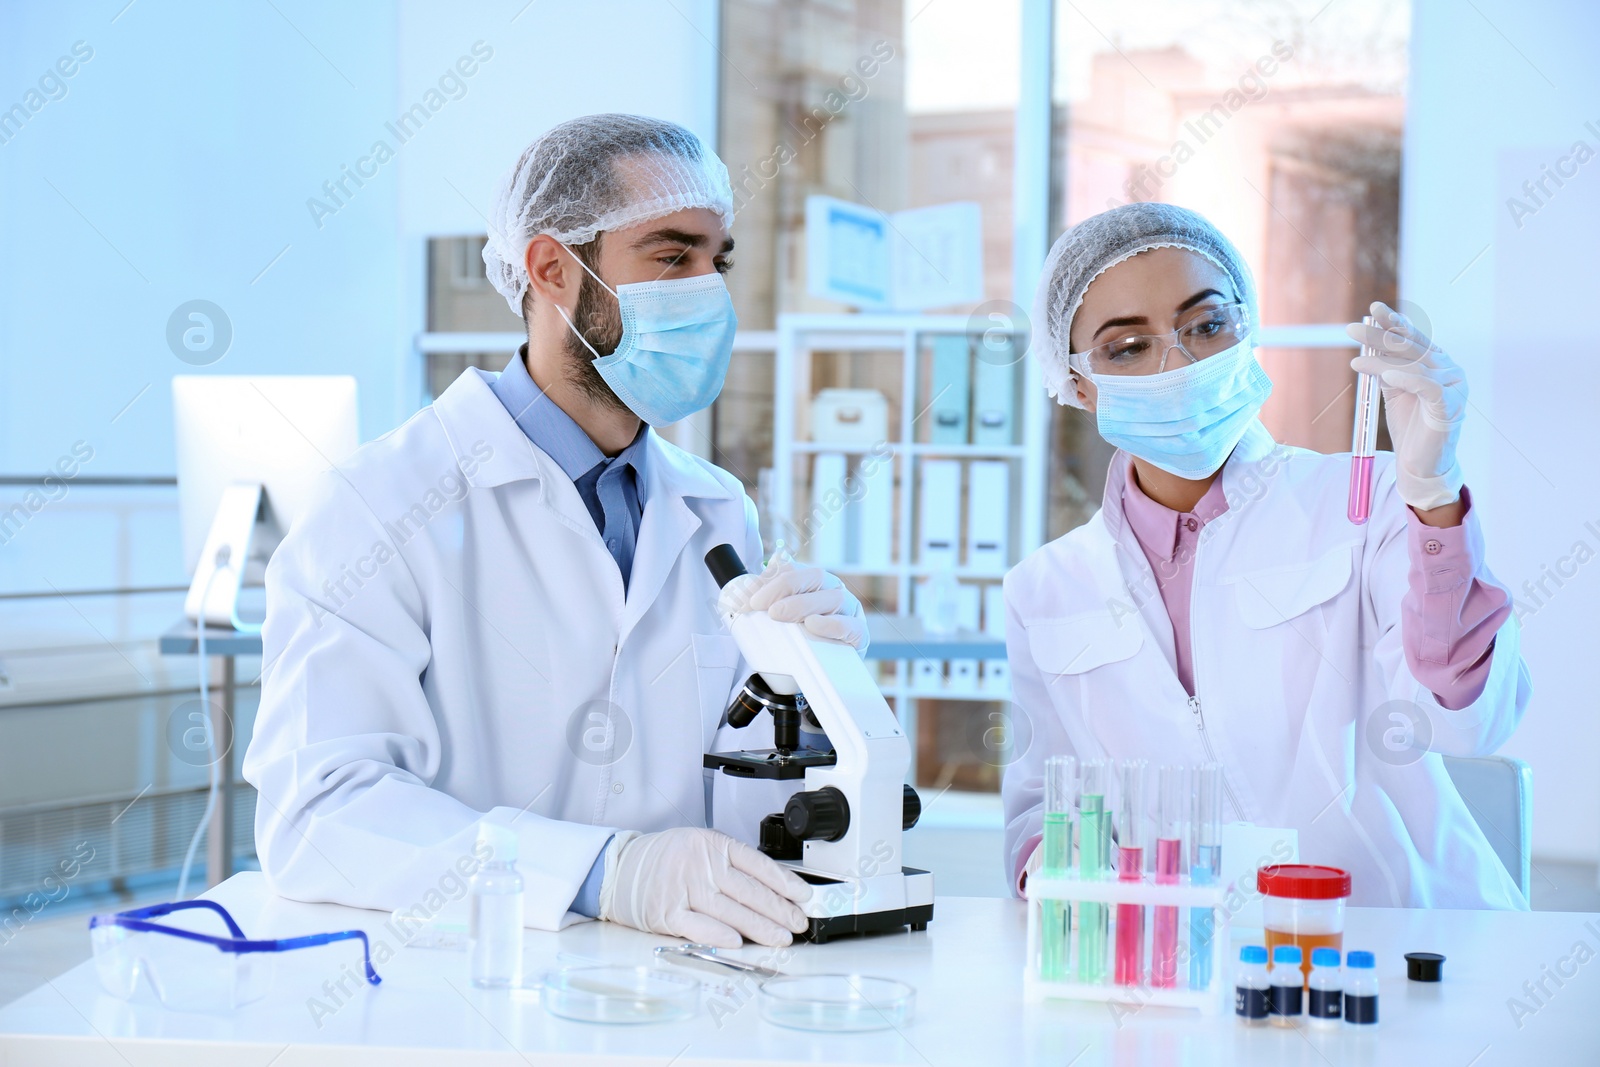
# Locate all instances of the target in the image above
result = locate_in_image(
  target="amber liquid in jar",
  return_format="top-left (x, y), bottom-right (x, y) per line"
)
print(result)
top-left (1265, 929), bottom-right (1343, 986)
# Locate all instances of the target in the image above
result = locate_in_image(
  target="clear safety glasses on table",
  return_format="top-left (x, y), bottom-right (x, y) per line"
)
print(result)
top-left (1083, 302), bottom-right (1251, 377)
top-left (89, 899), bottom-right (381, 1012)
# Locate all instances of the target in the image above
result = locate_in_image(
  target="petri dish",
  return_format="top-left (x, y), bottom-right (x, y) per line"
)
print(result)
top-left (389, 907), bottom-right (467, 950)
top-left (758, 974), bottom-right (915, 1032)
top-left (539, 965), bottom-right (700, 1025)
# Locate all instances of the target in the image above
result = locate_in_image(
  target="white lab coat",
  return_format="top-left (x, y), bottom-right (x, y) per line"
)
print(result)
top-left (243, 367), bottom-right (783, 930)
top-left (1002, 421), bottom-right (1531, 909)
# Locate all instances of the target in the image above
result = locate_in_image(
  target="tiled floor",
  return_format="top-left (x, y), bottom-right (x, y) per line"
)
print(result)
top-left (4, 838), bottom-right (1596, 1012)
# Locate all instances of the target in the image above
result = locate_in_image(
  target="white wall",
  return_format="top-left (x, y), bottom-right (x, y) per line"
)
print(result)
top-left (0, 1), bottom-right (404, 475)
top-left (395, 0), bottom-right (720, 239)
top-left (1404, 0), bottom-right (1600, 863)
top-left (0, 0), bottom-right (718, 592)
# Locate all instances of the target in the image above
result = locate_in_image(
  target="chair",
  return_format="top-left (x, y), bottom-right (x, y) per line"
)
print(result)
top-left (1442, 754), bottom-right (1533, 902)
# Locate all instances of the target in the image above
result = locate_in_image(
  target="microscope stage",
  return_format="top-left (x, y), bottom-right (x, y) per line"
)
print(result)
top-left (703, 749), bottom-right (837, 780)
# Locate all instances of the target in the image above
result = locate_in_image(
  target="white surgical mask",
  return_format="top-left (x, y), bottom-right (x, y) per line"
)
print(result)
top-left (1089, 339), bottom-right (1272, 479)
top-left (556, 248), bottom-right (737, 426)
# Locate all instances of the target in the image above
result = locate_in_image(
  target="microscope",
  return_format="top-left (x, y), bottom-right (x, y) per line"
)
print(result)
top-left (703, 545), bottom-right (933, 944)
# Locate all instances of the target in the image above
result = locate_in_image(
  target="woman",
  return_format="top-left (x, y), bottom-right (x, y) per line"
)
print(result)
top-left (1002, 203), bottom-right (1529, 909)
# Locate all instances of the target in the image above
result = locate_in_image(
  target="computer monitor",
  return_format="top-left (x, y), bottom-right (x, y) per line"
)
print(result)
top-left (173, 376), bottom-right (358, 627)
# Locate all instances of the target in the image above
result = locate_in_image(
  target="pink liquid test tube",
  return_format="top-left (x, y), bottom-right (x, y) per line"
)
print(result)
top-left (1151, 765), bottom-right (1185, 988)
top-left (1348, 314), bottom-right (1381, 525)
top-left (1114, 759), bottom-right (1147, 987)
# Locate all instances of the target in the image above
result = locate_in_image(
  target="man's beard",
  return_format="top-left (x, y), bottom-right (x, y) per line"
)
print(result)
top-left (563, 273), bottom-right (630, 415)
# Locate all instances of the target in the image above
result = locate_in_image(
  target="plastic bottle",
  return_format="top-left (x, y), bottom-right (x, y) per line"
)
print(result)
top-left (470, 823), bottom-right (525, 989)
top-left (1307, 946), bottom-right (1343, 1028)
top-left (1258, 863), bottom-right (1351, 986)
top-left (1234, 945), bottom-right (1270, 1026)
top-left (1344, 950), bottom-right (1379, 1025)
top-left (1269, 945), bottom-right (1304, 1027)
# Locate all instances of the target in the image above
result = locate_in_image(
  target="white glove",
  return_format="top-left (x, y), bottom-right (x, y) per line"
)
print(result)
top-left (1345, 301), bottom-right (1466, 511)
top-left (1022, 838), bottom-right (1045, 888)
top-left (597, 828), bottom-right (813, 948)
top-left (743, 555), bottom-right (869, 651)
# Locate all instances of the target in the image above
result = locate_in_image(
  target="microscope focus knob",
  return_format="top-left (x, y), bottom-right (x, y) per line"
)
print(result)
top-left (902, 784), bottom-right (922, 830)
top-left (784, 787), bottom-right (850, 843)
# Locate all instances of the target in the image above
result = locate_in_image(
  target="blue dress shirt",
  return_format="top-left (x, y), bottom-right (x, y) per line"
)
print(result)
top-left (490, 348), bottom-right (644, 916)
top-left (491, 348), bottom-right (648, 590)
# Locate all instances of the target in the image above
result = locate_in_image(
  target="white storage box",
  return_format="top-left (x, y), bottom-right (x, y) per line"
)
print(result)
top-left (810, 388), bottom-right (889, 447)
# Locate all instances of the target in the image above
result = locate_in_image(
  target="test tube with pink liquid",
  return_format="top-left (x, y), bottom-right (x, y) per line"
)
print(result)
top-left (1348, 314), bottom-right (1382, 525)
top-left (1114, 760), bottom-right (1147, 986)
top-left (1151, 765), bottom-right (1185, 987)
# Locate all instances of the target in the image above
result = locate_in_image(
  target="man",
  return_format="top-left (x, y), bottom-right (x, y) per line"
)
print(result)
top-left (245, 114), bottom-right (864, 948)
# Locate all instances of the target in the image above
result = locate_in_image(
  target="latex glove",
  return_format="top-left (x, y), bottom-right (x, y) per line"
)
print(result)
top-left (598, 828), bottom-right (813, 948)
top-left (744, 555), bottom-right (869, 652)
top-left (1021, 837), bottom-right (1045, 892)
top-left (1345, 301), bottom-right (1467, 511)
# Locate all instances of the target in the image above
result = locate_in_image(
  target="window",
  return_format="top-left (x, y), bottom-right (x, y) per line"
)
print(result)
top-left (421, 236), bottom-right (524, 400)
top-left (1046, 0), bottom-right (1409, 532)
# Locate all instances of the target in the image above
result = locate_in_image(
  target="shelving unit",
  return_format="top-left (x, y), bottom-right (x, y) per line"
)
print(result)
top-left (769, 312), bottom-right (1049, 788)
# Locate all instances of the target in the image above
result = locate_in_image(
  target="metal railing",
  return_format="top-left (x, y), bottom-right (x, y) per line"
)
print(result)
top-left (0, 586), bottom-right (188, 602)
top-left (0, 476), bottom-right (177, 487)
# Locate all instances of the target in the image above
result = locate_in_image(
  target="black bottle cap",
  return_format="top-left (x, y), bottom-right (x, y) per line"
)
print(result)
top-left (1405, 952), bottom-right (1445, 982)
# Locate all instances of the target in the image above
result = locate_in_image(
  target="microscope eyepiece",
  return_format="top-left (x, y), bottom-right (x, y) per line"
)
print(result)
top-left (704, 544), bottom-right (748, 588)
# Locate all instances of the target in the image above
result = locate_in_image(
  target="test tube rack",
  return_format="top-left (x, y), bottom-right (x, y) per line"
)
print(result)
top-left (1023, 872), bottom-right (1232, 1013)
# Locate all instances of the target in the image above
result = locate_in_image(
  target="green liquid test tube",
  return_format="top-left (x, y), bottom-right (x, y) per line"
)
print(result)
top-left (1077, 758), bottom-right (1111, 984)
top-left (1039, 756), bottom-right (1076, 982)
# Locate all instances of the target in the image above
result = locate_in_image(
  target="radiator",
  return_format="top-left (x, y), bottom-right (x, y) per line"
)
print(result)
top-left (0, 784), bottom-right (256, 902)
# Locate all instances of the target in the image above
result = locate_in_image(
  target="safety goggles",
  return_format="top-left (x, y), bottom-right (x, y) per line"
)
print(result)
top-left (89, 899), bottom-right (381, 1012)
top-left (1082, 301), bottom-right (1251, 377)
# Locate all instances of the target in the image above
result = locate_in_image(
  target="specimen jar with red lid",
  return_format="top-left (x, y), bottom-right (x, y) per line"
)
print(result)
top-left (1257, 864), bottom-right (1352, 985)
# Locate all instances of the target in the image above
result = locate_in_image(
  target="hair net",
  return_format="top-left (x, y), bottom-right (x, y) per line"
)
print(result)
top-left (1029, 202), bottom-right (1260, 409)
top-left (482, 113), bottom-right (735, 317)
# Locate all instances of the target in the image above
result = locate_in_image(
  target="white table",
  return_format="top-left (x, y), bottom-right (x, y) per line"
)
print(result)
top-left (3, 873), bottom-right (1596, 1065)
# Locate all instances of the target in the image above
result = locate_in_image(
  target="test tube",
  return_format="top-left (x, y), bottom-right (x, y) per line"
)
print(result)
top-left (1039, 756), bottom-right (1076, 982)
top-left (1076, 758), bottom-right (1111, 984)
top-left (1114, 759), bottom-right (1147, 987)
top-left (1348, 314), bottom-right (1381, 525)
top-left (1189, 763), bottom-right (1224, 990)
top-left (1151, 765), bottom-right (1185, 988)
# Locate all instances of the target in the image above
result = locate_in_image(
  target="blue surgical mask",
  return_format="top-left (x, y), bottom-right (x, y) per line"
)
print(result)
top-left (556, 249), bottom-right (737, 426)
top-left (1089, 339), bottom-right (1272, 479)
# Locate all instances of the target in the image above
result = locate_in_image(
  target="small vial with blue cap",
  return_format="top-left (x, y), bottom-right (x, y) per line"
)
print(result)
top-left (1269, 945), bottom-right (1304, 1026)
top-left (1307, 947), bottom-right (1343, 1027)
top-left (1235, 945), bottom-right (1271, 1025)
top-left (1344, 951), bottom-right (1379, 1025)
